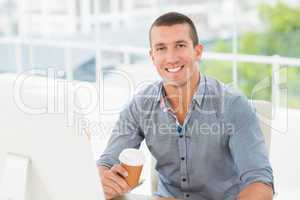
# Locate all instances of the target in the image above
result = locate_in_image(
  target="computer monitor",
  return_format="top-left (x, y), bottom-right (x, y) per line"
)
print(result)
top-left (0, 74), bottom-right (105, 200)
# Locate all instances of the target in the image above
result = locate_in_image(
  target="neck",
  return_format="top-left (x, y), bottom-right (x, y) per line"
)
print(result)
top-left (163, 71), bottom-right (200, 114)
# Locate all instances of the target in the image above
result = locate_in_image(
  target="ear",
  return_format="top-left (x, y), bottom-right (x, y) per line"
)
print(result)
top-left (194, 43), bottom-right (203, 60)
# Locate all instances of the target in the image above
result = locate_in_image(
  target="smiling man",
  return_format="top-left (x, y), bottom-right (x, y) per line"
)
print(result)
top-left (97, 12), bottom-right (274, 200)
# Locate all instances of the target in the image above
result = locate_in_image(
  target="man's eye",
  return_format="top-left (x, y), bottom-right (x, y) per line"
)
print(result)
top-left (176, 44), bottom-right (186, 48)
top-left (156, 47), bottom-right (166, 51)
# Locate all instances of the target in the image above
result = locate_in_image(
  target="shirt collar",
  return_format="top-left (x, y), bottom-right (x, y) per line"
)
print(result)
top-left (192, 74), bottom-right (206, 108)
top-left (155, 74), bottom-right (207, 109)
top-left (155, 81), bottom-right (164, 103)
top-left (160, 87), bottom-right (176, 112)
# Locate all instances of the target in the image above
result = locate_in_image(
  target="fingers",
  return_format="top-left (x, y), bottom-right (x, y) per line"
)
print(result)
top-left (103, 171), bottom-right (129, 192)
top-left (103, 185), bottom-right (117, 200)
top-left (102, 172), bottom-right (124, 199)
top-left (110, 165), bottom-right (130, 191)
top-left (111, 164), bottom-right (128, 178)
top-left (102, 178), bottom-right (123, 194)
top-left (100, 164), bottom-right (131, 199)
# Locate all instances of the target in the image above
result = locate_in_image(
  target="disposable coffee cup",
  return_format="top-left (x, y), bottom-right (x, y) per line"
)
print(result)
top-left (119, 148), bottom-right (145, 188)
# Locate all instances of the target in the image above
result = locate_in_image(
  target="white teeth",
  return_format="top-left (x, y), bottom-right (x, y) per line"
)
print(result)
top-left (166, 66), bottom-right (182, 73)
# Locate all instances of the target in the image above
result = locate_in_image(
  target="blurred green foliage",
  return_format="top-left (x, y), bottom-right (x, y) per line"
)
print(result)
top-left (201, 1), bottom-right (300, 108)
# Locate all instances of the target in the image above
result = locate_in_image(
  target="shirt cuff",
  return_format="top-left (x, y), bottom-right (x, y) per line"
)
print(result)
top-left (96, 157), bottom-right (119, 168)
top-left (240, 177), bottom-right (275, 195)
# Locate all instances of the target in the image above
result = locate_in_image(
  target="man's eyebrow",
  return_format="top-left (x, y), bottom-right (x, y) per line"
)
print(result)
top-left (154, 40), bottom-right (188, 47)
top-left (175, 40), bottom-right (188, 44)
top-left (154, 43), bottom-right (165, 47)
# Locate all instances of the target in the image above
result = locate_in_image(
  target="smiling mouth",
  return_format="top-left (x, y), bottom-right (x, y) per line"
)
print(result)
top-left (165, 65), bottom-right (184, 73)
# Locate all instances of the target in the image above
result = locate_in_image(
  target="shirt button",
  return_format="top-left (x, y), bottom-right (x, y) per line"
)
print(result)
top-left (182, 178), bottom-right (186, 182)
top-left (181, 157), bottom-right (185, 160)
top-left (185, 194), bottom-right (190, 198)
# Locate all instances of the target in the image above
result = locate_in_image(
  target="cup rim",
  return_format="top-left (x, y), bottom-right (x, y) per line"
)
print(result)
top-left (119, 148), bottom-right (145, 166)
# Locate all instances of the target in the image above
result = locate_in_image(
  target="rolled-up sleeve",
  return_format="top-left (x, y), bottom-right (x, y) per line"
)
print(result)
top-left (228, 95), bottom-right (274, 191)
top-left (97, 97), bottom-right (144, 168)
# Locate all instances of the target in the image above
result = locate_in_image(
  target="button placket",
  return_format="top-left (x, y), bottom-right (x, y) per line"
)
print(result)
top-left (178, 126), bottom-right (189, 189)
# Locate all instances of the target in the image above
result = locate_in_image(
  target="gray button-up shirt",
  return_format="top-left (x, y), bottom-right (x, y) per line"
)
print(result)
top-left (97, 75), bottom-right (274, 200)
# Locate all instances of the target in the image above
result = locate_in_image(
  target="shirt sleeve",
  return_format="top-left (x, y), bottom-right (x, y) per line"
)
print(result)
top-left (96, 97), bottom-right (144, 168)
top-left (228, 95), bottom-right (274, 192)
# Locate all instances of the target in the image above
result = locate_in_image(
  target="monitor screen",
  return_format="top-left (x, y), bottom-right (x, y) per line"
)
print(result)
top-left (0, 74), bottom-right (105, 200)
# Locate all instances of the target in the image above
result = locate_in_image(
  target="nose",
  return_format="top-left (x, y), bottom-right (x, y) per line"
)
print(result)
top-left (165, 49), bottom-right (180, 66)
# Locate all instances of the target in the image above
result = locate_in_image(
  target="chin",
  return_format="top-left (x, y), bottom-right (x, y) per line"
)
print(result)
top-left (163, 79), bottom-right (188, 87)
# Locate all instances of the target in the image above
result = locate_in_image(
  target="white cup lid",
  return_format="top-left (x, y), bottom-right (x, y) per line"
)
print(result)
top-left (119, 148), bottom-right (145, 166)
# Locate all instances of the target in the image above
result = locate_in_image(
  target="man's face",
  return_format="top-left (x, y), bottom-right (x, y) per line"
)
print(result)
top-left (149, 23), bottom-right (203, 87)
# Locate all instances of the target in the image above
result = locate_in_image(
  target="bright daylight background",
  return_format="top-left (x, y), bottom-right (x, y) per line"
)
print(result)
top-left (0, 0), bottom-right (299, 198)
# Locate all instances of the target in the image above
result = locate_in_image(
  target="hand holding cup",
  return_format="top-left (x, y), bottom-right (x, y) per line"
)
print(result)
top-left (119, 148), bottom-right (146, 189)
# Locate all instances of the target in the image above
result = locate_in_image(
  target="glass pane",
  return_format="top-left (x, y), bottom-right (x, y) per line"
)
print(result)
top-left (0, 0), bottom-right (18, 36)
top-left (73, 49), bottom-right (96, 82)
top-left (34, 46), bottom-right (65, 69)
top-left (237, 62), bottom-right (272, 101)
top-left (200, 60), bottom-right (232, 84)
top-left (238, 1), bottom-right (300, 108)
top-left (19, 45), bottom-right (65, 78)
top-left (287, 67), bottom-right (300, 109)
top-left (0, 44), bottom-right (17, 73)
top-left (239, 1), bottom-right (300, 57)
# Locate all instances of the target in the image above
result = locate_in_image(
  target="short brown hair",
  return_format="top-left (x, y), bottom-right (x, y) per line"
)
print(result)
top-left (149, 12), bottom-right (199, 47)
